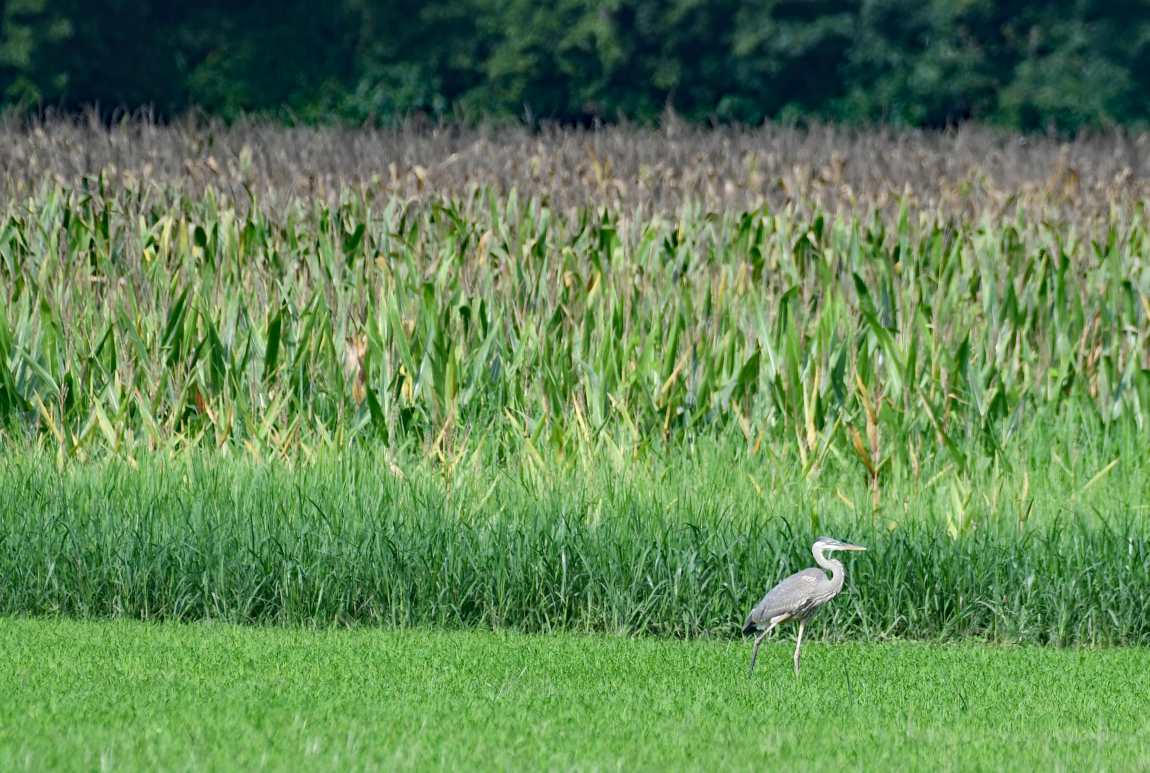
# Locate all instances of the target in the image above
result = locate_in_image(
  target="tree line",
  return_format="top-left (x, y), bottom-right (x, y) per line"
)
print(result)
top-left (2, 0), bottom-right (1147, 131)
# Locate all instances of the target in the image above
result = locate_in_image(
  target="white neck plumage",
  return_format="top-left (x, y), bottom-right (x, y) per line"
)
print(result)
top-left (812, 544), bottom-right (846, 593)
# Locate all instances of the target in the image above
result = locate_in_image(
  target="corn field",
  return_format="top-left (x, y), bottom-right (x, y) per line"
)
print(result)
top-left (1, 121), bottom-right (1149, 475)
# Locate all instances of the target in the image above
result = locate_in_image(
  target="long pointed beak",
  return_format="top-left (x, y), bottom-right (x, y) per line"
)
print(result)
top-left (841, 543), bottom-right (866, 552)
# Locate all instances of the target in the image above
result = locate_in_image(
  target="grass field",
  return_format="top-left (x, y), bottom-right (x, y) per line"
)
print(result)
top-left (2, 618), bottom-right (1148, 771)
top-left (1, 121), bottom-right (1148, 769)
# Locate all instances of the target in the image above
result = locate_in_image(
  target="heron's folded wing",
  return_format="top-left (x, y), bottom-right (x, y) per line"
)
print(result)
top-left (747, 570), bottom-right (822, 626)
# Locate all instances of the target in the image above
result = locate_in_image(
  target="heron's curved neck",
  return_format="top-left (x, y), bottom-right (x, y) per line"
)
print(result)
top-left (812, 546), bottom-right (845, 592)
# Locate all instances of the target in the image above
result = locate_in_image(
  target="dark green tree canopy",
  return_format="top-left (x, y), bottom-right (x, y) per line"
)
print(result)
top-left (1, 0), bottom-right (1147, 130)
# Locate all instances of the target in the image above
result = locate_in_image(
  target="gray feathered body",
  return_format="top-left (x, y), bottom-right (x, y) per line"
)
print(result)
top-left (742, 563), bottom-right (845, 634)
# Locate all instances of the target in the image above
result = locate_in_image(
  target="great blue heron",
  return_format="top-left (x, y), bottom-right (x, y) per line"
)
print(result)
top-left (743, 536), bottom-right (866, 676)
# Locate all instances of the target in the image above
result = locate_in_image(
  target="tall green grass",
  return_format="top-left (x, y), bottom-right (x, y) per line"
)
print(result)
top-left (1, 444), bottom-right (1146, 643)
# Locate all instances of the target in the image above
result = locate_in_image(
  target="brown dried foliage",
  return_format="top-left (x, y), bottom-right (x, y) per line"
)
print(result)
top-left (1, 116), bottom-right (1147, 226)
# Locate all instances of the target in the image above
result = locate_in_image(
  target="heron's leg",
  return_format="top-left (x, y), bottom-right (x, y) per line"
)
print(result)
top-left (748, 627), bottom-right (771, 676)
top-left (793, 619), bottom-right (806, 676)
top-left (748, 616), bottom-right (786, 677)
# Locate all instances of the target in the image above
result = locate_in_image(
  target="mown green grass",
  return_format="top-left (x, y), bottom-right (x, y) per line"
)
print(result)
top-left (1, 618), bottom-right (1147, 771)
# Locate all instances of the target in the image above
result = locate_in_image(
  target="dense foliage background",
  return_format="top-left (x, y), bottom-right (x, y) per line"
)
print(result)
top-left (1, 0), bottom-right (1147, 131)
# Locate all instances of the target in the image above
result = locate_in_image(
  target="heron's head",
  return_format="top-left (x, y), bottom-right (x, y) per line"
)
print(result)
top-left (812, 536), bottom-right (867, 555)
